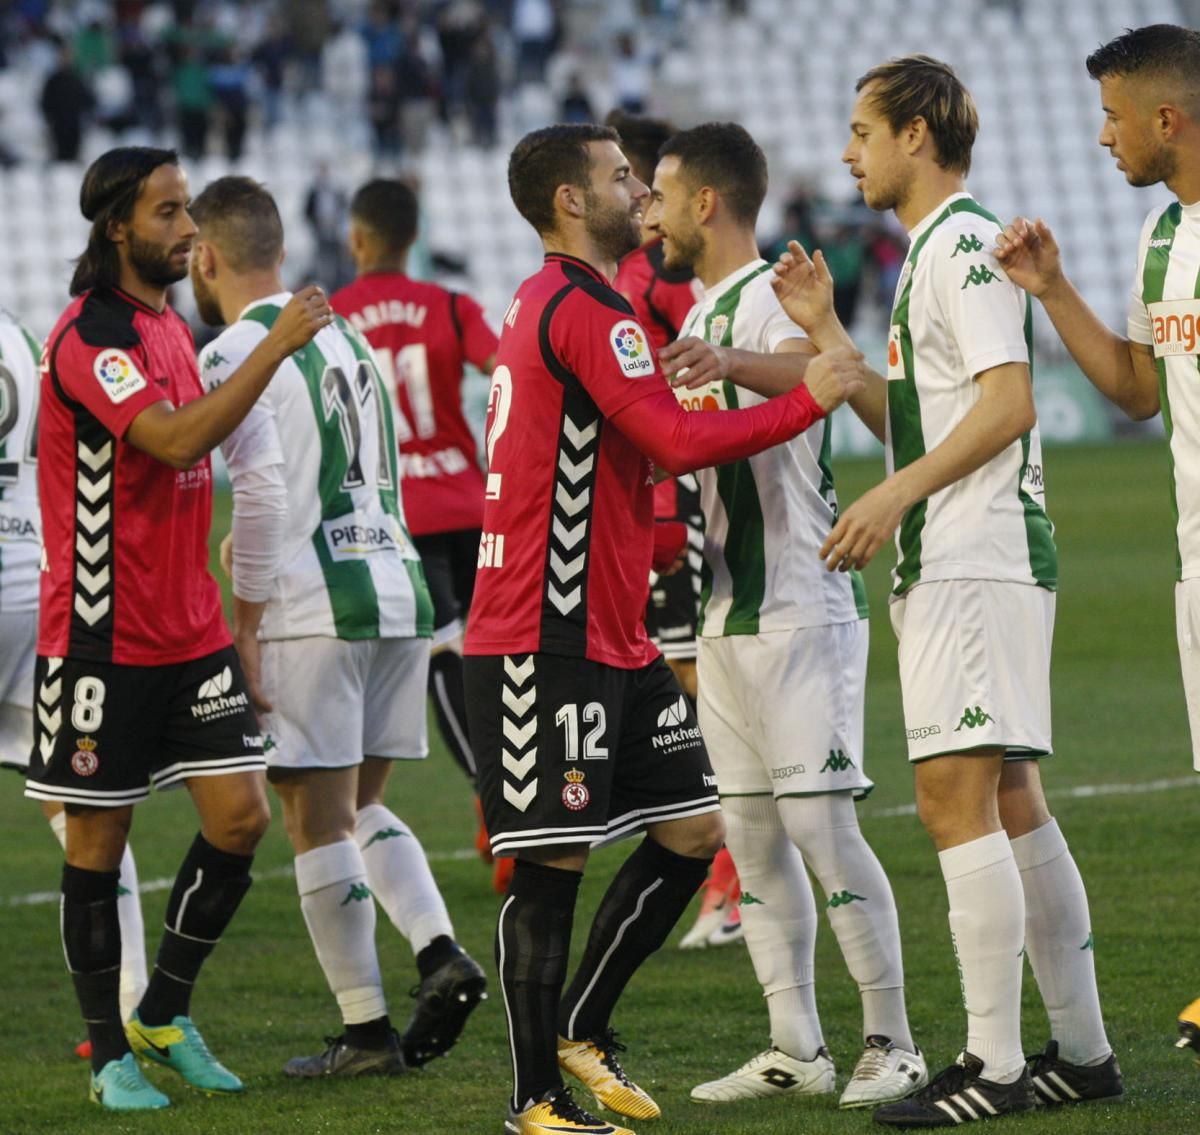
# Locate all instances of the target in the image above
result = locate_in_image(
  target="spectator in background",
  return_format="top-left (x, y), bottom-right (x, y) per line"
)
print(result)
top-left (209, 43), bottom-right (250, 161)
top-left (513, 0), bottom-right (558, 84)
top-left (560, 73), bottom-right (595, 124)
top-left (41, 39), bottom-right (95, 161)
top-left (396, 12), bottom-right (437, 157)
top-left (172, 42), bottom-right (212, 160)
top-left (465, 27), bottom-right (499, 147)
top-left (117, 14), bottom-right (164, 137)
top-left (437, 1), bottom-right (484, 128)
top-left (285, 0), bottom-right (331, 93)
top-left (764, 183), bottom-right (820, 261)
top-left (820, 213), bottom-right (867, 328)
top-left (304, 162), bottom-right (350, 290)
top-left (251, 13), bottom-right (291, 130)
top-left (611, 30), bottom-right (651, 114)
top-left (368, 62), bottom-right (401, 161)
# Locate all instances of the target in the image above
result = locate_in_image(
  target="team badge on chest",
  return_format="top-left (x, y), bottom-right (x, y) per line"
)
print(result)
top-left (562, 768), bottom-right (589, 811)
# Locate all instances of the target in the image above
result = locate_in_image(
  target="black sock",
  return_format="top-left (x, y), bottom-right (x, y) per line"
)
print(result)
top-left (416, 934), bottom-right (459, 979)
top-left (138, 834), bottom-right (253, 1026)
top-left (428, 650), bottom-right (477, 783)
top-left (62, 863), bottom-right (128, 1073)
top-left (558, 838), bottom-right (710, 1040)
top-left (497, 860), bottom-right (581, 1110)
top-left (345, 1014), bottom-right (393, 1049)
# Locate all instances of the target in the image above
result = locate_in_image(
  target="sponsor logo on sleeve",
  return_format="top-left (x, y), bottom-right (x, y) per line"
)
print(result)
top-left (93, 349), bottom-right (148, 403)
top-left (610, 320), bottom-right (655, 378)
top-left (1148, 299), bottom-right (1200, 358)
top-left (887, 324), bottom-right (905, 381)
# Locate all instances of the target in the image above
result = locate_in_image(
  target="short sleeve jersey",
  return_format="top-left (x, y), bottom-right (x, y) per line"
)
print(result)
top-left (0, 309), bottom-right (44, 614)
top-left (38, 288), bottom-right (229, 665)
top-left (886, 193), bottom-right (1056, 596)
top-left (1126, 198), bottom-right (1200, 580)
top-left (331, 273), bottom-right (499, 537)
top-left (613, 237), bottom-right (703, 352)
top-left (201, 294), bottom-right (433, 642)
top-left (463, 254), bottom-right (668, 669)
top-left (675, 261), bottom-right (868, 635)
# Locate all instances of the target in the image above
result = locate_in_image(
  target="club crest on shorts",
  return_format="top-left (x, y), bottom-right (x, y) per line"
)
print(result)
top-left (71, 736), bottom-right (99, 776)
top-left (562, 768), bottom-right (589, 811)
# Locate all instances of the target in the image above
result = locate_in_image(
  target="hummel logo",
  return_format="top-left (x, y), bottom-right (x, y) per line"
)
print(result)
top-left (954, 705), bottom-right (993, 730)
top-left (828, 890), bottom-right (867, 908)
top-left (198, 667), bottom-right (234, 699)
top-left (341, 883), bottom-right (372, 905)
top-left (365, 826), bottom-right (409, 848)
top-left (951, 233), bottom-right (985, 256)
top-left (657, 695), bottom-right (689, 728)
top-left (961, 264), bottom-right (1000, 289)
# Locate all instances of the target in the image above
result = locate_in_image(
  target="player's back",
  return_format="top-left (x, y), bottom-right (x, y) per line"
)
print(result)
top-left (0, 307), bottom-right (43, 614)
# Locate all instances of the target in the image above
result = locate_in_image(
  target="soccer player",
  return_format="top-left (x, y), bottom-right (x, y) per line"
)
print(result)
top-left (992, 23), bottom-right (1200, 1066)
top-left (332, 179), bottom-right (498, 808)
top-left (607, 109), bottom-right (743, 950)
top-left (191, 175), bottom-right (486, 1077)
top-left (781, 56), bottom-right (1120, 1125)
top-left (25, 146), bottom-right (332, 1110)
top-left (465, 122), bottom-right (865, 1135)
top-left (645, 121), bottom-right (924, 1109)
top-left (0, 304), bottom-right (149, 1055)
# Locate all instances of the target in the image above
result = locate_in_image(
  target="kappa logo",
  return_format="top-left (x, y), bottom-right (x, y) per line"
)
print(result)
top-left (92, 349), bottom-right (147, 404)
top-left (950, 233), bottom-right (985, 257)
top-left (961, 264), bottom-right (1000, 289)
top-left (1148, 236), bottom-right (1173, 249)
top-left (610, 320), bottom-right (655, 377)
top-left (202, 350), bottom-right (228, 371)
top-left (657, 694), bottom-right (689, 728)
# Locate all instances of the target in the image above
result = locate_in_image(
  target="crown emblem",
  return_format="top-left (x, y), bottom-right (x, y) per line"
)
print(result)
top-left (564, 768), bottom-right (585, 784)
top-left (75, 736), bottom-right (97, 752)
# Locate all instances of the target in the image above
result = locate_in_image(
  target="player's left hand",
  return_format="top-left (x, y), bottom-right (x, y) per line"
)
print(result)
top-left (772, 241), bottom-right (837, 334)
top-left (659, 336), bottom-right (729, 389)
top-left (234, 632), bottom-right (273, 714)
top-left (218, 532), bottom-right (233, 578)
top-left (819, 479), bottom-right (909, 572)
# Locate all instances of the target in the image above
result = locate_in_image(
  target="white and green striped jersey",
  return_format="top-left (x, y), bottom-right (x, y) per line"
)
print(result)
top-left (0, 308), bottom-right (43, 614)
top-left (201, 293), bottom-right (433, 641)
top-left (1127, 198), bottom-right (1200, 581)
top-left (674, 260), bottom-right (868, 636)
top-left (885, 193), bottom-right (1056, 596)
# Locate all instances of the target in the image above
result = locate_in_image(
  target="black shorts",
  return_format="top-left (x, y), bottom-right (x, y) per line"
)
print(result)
top-left (24, 645), bottom-right (265, 808)
top-left (413, 528), bottom-right (481, 641)
top-left (646, 480), bottom-right (703, 661)
top-left (465, 652), bottom-right (719, 857)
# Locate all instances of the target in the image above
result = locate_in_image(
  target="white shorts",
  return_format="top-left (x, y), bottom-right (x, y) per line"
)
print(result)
top-left (260, 636), bottom-right (430, 771)
top-left (0, 610), bottom-right (36, 770)
top-left (1174, 579), bottom-right (1200, 772)
top-left (696, 621), bottom-right (873, 798)
top-left (890, 579), bottom-right (1054, 762)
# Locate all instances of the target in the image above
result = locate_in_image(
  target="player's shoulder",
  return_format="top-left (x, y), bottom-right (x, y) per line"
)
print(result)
top-left (926, 202), bottom-right (1003, 254)
top-left (199, 317), bottom-right (267, 386)
top-left (1138, 199), bottom-right (1182, 244)
top-left (71, 287), bottom-right (142, 350)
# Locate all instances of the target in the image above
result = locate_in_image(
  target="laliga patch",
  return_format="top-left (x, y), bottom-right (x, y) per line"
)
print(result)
top-left (609, 320), bottom-right (655, 378)
top-left (93, 349), bottom-right (148, 403)
top-left (562, 768), bottom-right (589, 811)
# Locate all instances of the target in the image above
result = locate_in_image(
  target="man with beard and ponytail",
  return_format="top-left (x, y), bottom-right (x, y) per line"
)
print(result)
top-left (464, 123), bottom-right (867, 1135)
top-left (25, 146), bottom-right (332, 1110)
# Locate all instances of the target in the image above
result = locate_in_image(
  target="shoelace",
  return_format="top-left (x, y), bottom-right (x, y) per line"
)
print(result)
top-left (594, 1029), bottom-right (634, 1084)
top-left (921, 1061), bottom-right (970, 1100)
top-left (177, 1020), bottom-right (216, 1060)
top-left (851, 1045), bottom-right (894, 1082)
top-left (548, 1086), bottom-right (597, 1122)
top-left (110, 1057), bottom-right (147, 1090)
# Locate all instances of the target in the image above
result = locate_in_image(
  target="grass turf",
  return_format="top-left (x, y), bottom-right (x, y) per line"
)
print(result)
top-left (2, 441), bottom-right (1198, 1133)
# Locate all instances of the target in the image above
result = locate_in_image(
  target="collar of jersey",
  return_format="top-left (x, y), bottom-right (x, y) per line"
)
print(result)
top-left (544, 252), bottom-right (608, 285)
top-left (906, 191), bottom-right (974, 244)
top-left (109, 285), bottom-right (169, 316)
top-left (1183, 197), bottom-right (1200, 221)
top-left (237, 291), bottom-right (293, 321)
top-left (701, 258), bottom-right (769, 302)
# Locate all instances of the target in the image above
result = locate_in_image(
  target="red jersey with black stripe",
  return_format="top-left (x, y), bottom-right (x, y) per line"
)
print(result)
top-left (613, 237), bottom-right (702, 352)
top-left (464, 254), bottom-right (661, 669)
top-left (37, 287), bottom-right (230, 665)
top-left (331, 273), bottom-right (499, 536)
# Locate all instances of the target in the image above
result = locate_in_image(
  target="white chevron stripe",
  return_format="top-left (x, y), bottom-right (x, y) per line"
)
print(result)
top-left (550, 549), bottom-right (585, 582)
top-left (77, 440), bottom-right (113, 472)
top-left (502, 716), bottom-right (537, 749)
top-left (562, 416), bottom-right (598, 450)
top-left (933, 1099), bottom-right (964, 1123)
top-left (1041, 1072), bottom-right (1079, 1101)
top-left (965, 1087), bottom-right (997, 1115)
top-left (74, 594), bottom-right (111, 625)
top-left (554, 483), bottom-right (589, 518)
top-left (503, 656), bottom-right (534, 685)
top-left (75, 563), bottom-right (111, 594)
top-left (76, 533), bottom-right (110, 565)
top-left (547, 584), bottom-right (581, 615)
top-left (39, 735), bottom-right (54, 761)
top-left (46, 658), bottom-right (62, 676)
top-left (76, 501), bottom-right (111, 535)
top-left (76, 471), bottom-right (112, 504)
top-left (502, 748), bottom-right (537, 780)
top-left (39, 678), bottom-right (61, 705)
top-left (38, 705), bottom-right (61, 734)
top-left (552, 516), bottom-right (587, 550)
top-left (504, 779), bottom-right (538, 812)
top-left (501, 684), bottom-right (536, 717)
top-left (557, 451), bottom-right (595, 484)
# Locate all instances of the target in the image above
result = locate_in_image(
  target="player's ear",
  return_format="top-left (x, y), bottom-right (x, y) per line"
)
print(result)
top-left (556, 181), bottom-right (586, 221)
top-left (193, 240), bottom-right (217, 280)
top-left (902, 115), bottom-right (928, 157)
top-left (693, 186), bottom-right (717, 225)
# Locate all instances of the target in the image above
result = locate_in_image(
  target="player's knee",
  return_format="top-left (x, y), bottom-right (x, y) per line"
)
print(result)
top-left (658, 810), bottom-right (725, 859)
top-left (212, 794), bottom-right (271, 854)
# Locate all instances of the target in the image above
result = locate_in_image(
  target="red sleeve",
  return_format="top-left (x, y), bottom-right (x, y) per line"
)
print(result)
top-left (454, 292), bottom-right (499, 369)
top-left (54, 330), bottom-right (168, 438)
top-left (610, 380), bottom-right (826, 476)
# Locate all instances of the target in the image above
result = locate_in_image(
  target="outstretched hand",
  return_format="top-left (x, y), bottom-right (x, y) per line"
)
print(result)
top-left (994, 217), bottom-right (1063, 297)
top-left (772, 241), bottom-right (836, 333)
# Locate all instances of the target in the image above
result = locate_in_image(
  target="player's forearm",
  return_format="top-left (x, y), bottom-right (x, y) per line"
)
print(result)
top-left (721, 348), bottom-right (809, 397)
top-left (784, 313), bottom-right (887, 439)
top-left (230, 465), bottom-right (287, 609)
top-left (614, 384), bottom-right (825, 476)
top-left (232, 595), bottom-right (269, 643)
top-left (1038, 277), bottom-right (1159, 420)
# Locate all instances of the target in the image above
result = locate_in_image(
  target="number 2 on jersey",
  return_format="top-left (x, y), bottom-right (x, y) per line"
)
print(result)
top-left (0, 359), bottom-right (38, 485)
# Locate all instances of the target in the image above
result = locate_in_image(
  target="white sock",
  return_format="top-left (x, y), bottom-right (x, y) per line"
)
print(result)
top-left (294, 839), bottom-right (387, 1026)
top-left (939, 831), bottom-right (1026, 1082)
top-left (48, 813), bottom-right (147, 1021)
top-left (355, 803), bottom-right (453, 955)
top-left (721, 795), bottom-right (824, 1060)
top-left (779, 795), bottom-right (914, 1053)
top-left (1010, 818), bottom-right (1110, 1065)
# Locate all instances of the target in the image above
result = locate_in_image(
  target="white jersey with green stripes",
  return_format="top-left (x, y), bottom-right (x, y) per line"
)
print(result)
top-left (885, 192), bottom-right (1056, 596)
top-left (0, 308), bottom-right (43, 614)
top-left (1127, 198), bottom-right (1200, 580)
top-left (201, 293), bottom-right (432, 641)
top-left (674, 260), bottom-right (867, 636)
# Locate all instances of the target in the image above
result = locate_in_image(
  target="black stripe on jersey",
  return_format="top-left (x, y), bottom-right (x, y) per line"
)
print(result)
top-left (449, 292), bottom-right (464, 345)
top-left (560, 259), bottom-right (638, 316)
top-left (68, 408), bottom-right (117, 660)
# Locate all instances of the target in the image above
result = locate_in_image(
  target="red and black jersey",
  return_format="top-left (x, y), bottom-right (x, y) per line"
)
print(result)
top-left (331, 273), bottom-right (499, 536)
top-left (37, 287), bottom-right (230, 666)
top-left (613, 237), bottom-right (702, 352)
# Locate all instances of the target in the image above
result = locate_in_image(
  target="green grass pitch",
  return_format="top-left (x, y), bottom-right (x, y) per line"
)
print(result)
top-left (2, 441), bottom-right (1198, 1133)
